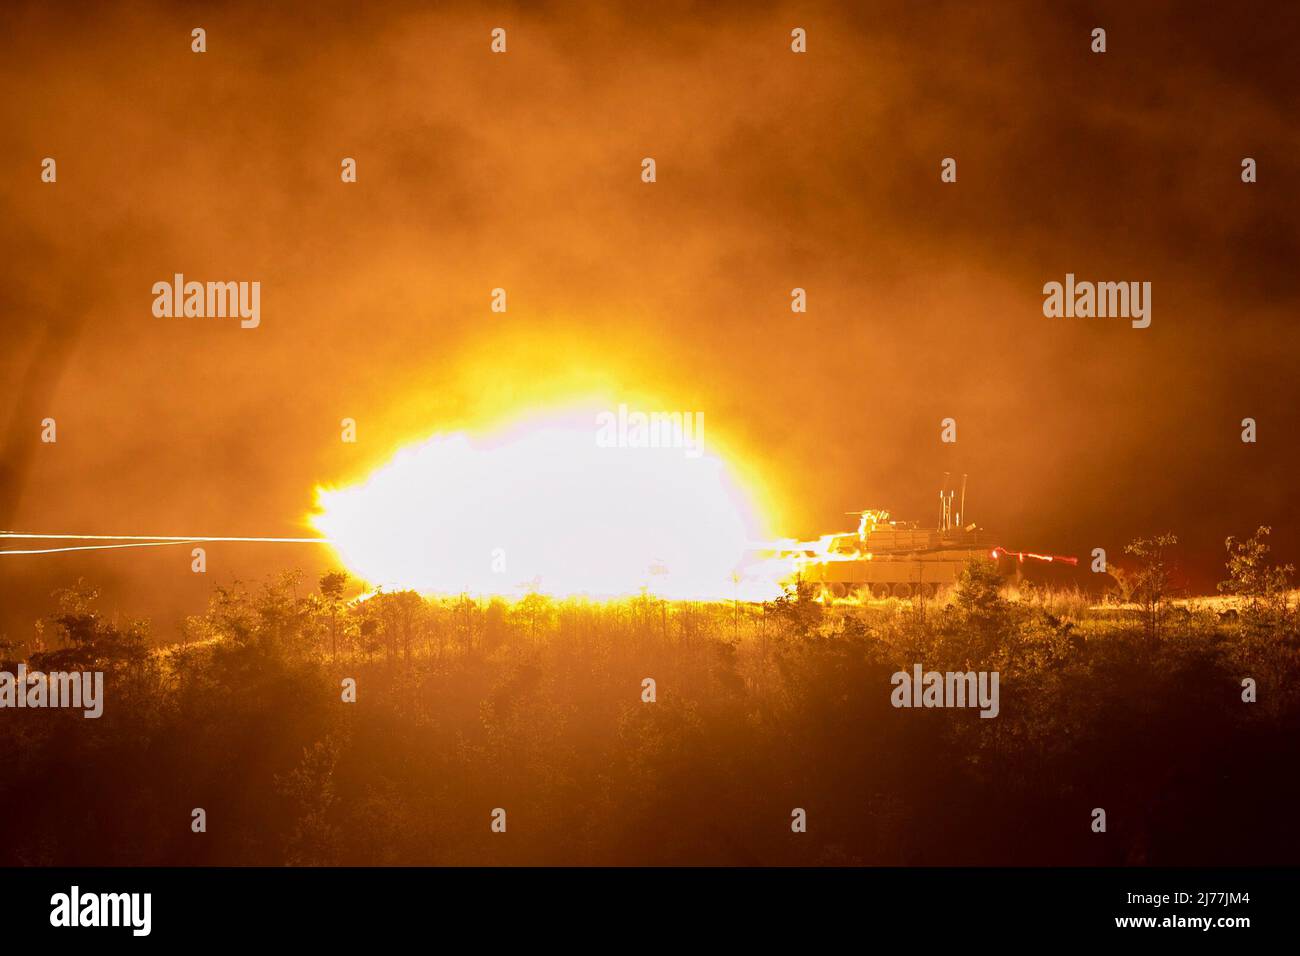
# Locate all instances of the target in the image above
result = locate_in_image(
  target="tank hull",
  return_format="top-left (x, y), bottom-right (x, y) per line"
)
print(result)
top-left (799, 550), bottom-right (987, 599)
top-left (790, 528), bottom-right (1111, 598)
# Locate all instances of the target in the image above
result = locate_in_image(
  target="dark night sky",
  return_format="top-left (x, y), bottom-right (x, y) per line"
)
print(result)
top-left (2, 0), bottom-right (1298, 638)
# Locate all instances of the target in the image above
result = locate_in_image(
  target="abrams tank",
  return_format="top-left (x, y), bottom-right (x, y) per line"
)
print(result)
top-left (785, 476), bottom-right (1109, 600)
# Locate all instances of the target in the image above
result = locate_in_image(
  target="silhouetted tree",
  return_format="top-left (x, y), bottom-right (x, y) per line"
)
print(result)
top-left (764, 580), bottom-right (823, 638)
top-left (30, 579), bottom-right (149, 674)
top-left (319, 571), bottom-right (349, 660)
top-left (1124, 533), bottom-right (1179, 639)
top-left (1219, 526), bottom-right (1294, 631)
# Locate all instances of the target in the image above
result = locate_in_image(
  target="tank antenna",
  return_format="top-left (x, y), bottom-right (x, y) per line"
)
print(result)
top-left (940, 473), bottom-right (950, 531)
